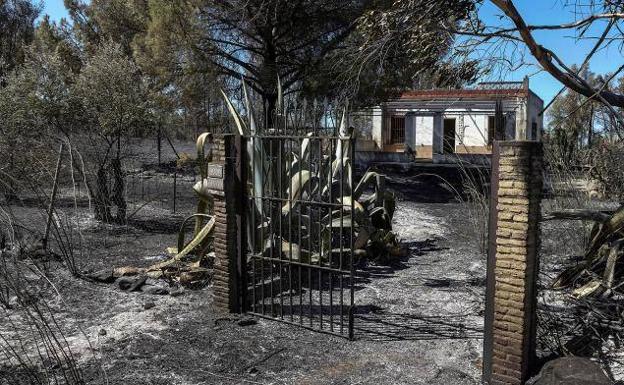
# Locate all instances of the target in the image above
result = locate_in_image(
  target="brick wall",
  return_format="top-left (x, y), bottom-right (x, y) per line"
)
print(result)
top-left (212, 136), bottom-right (227, 163)
top-left (485, 141), bottom-right (543, 385)
top-left (209, 134), bottom-right (243, 313)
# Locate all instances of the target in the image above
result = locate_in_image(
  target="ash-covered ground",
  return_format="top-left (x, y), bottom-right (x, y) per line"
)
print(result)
top-left (2, 200), bottom-right (487, 385)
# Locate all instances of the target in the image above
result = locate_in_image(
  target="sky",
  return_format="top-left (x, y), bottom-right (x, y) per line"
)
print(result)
top-left (472, 1), bottom-right (622, 105)
top-left (40, 0), bottom-right (69, 22)
top-left (38, 0), bottom-right (622, 107)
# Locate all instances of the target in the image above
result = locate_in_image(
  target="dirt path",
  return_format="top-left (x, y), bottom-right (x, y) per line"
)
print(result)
top-left (40, 200), bottom-right (486, 385)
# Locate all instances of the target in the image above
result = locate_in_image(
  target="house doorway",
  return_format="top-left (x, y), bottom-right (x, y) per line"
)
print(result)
top-left (443, 118), bottom-right (456, 154)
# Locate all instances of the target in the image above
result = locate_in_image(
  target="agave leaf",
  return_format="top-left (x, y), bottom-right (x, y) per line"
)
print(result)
top-left (327, 248), bottom-right (354, 258)
top-left (370, 206), bottom-right (391, 230)
top-left (177, 216), bottom-right (215, 259)
top-left (277, 74), bottom-right (283, 113)
top-left (329, 217), bottom-right (354, 228)
top-left (249, 141), bottom-right (265, 211)
top-left (148, 215), bottom-right (215, 273)
top-left (195, 132), bottom-right (212, 178)
top-left (196, 132), bottom-right (212, 179)
top-left (354, 171), bottom-right (381, 200)
top-left (335, 108), bottom-right (347, 158)
top-left (323, 209), bottom-right (355, 225)
top-left (279, 240), bottom-right (320, 263)
top-left (288, 153), bottom-right (310, 179)
top-left (325, 157), bottom-right (351, 196)
top-left (585, 205), bottom-right (624, 260)
top-left (196, 132), bottom-right (211, 155)
top-left (554, 206), bottom-right (624, 290)
top-left (360, 192), bottom-right (377, 207)
top-left (340, 196), bottom-right (364, 215)
top-left (572, 280), bottom-right (603, 299)
top-left (301, 132), bottom-right (314, 162)
top-left (240, 80), bottom-right (267, 226)
top-left (331, 156), bottom-right (351, 179)
top-left (281, 240), bottom-right (302, 261)
top-left (331, 107), bottom-right (354, 192)
top-left (354, 227), bottom-right (370, 249)
top-left (193, 178), bottom-right (212, 201)
top-left (603, 242), bottom-right (622, 289)
top-left (220, 88), bottom-right (246, 136)
top-left (383, 191), bottom-right (396, 221)
top-left (242, 79), bottom-right (258, 135)
top-left (333, 108), bottom-right (355, 173)
top-left (320, 198), bottom-right (363, 225)
top-left (553, 264), bottom-right (588, 289)
top-left (305, 253), bottom-right (322, 264)
top-left (282, 170), bottom-right (312, 215)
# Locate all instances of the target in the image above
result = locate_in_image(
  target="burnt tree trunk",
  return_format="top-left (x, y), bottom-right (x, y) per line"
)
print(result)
top-left (110, 158), bottom-right (126, 224)
top-left (94, 166), bottom-right (112, 222)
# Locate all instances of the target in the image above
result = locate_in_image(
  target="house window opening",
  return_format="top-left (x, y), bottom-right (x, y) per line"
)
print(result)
top-left (385, 115), bottom-right (406, 144)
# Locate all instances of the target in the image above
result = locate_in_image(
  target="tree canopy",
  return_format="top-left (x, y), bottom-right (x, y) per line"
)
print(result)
top-left (0, 0), bottom-right (41, 85)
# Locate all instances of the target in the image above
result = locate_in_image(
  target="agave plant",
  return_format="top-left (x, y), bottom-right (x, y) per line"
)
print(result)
top-left (212, 79), bottom-right (400, 265)
top-left (552, 205), bottom-right (624, 298)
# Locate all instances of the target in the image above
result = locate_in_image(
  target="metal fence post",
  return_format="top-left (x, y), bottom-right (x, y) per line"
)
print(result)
top-left (173, 172), bottom-right (177, 213)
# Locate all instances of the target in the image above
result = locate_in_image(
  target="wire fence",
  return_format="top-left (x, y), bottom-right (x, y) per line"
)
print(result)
top-left (123, 171), bottom-right (198, 216)
top-left (44, 170), bottom-right (202, 273)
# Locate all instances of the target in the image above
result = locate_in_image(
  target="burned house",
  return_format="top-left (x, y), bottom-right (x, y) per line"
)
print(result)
top-left (354, 78), bottom-right (544, 163)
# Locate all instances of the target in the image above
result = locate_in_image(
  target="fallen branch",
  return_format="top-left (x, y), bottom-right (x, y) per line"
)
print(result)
top-left (542, 209), bottom-right (614, 223)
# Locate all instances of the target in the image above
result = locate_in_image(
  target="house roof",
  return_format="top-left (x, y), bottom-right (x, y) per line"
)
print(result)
top-left (396, 79), bottom-right (546, 103)
top-left (399, 87), bottom-right (530, 100)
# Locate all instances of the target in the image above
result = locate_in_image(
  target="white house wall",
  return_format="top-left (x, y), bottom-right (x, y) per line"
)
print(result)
top-left (414, 116), bottom-right (434, 146)
top-left (358, 94), bottom-right (542, 157)
top-left (527, 93), bottom-right (544, 140)
top-left (459, 113), bottom-right (488, 147)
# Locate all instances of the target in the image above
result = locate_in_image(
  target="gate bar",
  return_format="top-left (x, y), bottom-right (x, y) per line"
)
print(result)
top-left (236, 135), bottom-right (248, 313)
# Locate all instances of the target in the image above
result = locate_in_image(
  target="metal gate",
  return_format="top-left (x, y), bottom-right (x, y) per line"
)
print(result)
top-left (241, 130), bottom-right (356, 338)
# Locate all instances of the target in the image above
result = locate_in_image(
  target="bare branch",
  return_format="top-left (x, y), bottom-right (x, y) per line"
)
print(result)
top-left (490, 0), bottom-right (624, 108)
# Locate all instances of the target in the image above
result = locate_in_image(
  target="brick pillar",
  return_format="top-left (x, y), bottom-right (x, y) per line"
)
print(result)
top-left (483, 141), bottom-right (543, 385)
top-left (208, 134), bottom-right (245, 313)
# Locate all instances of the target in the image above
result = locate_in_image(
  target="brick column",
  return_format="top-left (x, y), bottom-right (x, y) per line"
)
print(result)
top-left (484, 141), bottom-right (543, 385)
top-left (207, 134), bottom-right (245, 313)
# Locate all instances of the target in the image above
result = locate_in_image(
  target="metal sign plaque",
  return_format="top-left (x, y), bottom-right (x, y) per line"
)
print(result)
top-left (208, 163), bottom-right (224, 179)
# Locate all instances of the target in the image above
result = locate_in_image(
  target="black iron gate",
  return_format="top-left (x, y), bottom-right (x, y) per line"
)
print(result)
top-left (241, 130), bottom-right (356, 338)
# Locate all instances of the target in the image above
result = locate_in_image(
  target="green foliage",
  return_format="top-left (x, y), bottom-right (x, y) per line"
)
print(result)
top-left (588, 142), bottom-right (624, 202)
top-left (0, 0), bottom-right (41, 84)
top-left (0, 44), bottom-right (79, 180)
top-left (19, 0), bottom-right (480, 137)
top-left (547, 70), bottom-right (598, 167)
top-left (545, 67), bottom-right (624, 167)
top-left (132, 0), bottom-right (477, 114)
top-left (33, 15), bottom-right (83, 73)
top-left (75, 40), bottom-right (149, 139)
